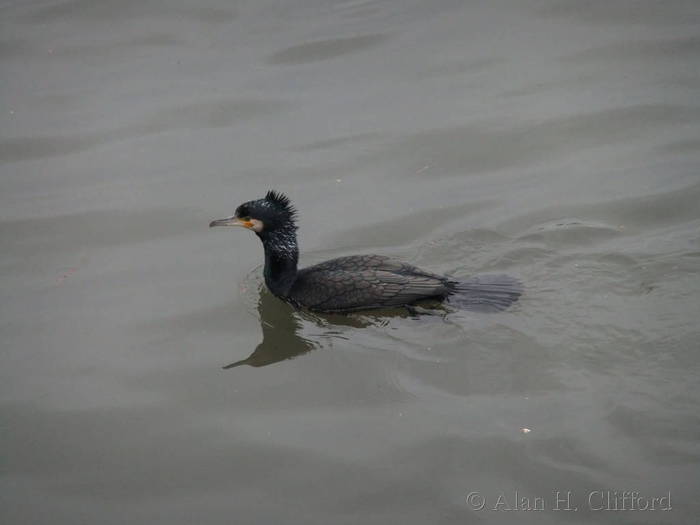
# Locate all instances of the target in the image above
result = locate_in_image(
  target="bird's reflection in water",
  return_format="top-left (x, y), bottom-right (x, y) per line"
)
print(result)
top-left (223, 289), bottom-right (314, 369)
top-left (223, 287), bottom-right (430, 369)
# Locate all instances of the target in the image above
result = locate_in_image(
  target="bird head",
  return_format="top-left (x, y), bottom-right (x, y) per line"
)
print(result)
top-left (209, 190), bottom-right (297, 236)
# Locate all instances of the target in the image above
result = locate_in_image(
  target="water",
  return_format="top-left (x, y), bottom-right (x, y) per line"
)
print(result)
top-left (2, 1), bottom-right (699, 523)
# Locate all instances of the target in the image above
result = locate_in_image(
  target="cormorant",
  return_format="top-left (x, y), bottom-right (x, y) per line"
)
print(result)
top-left (210, 191), bottom-right (522, 313)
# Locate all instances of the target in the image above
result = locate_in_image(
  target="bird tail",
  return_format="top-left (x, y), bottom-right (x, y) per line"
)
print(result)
top-left (447, 274), bottom-right (523, 312)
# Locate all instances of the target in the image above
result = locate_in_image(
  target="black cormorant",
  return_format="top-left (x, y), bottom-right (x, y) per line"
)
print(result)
top-left (210, 191), bottom-right (522, 313)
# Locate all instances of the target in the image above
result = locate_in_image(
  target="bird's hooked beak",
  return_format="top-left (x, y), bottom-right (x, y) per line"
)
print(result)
top-left (209, 216), bottom-right (252, 229)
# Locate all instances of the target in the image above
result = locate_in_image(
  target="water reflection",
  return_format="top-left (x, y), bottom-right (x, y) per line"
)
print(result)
top-left (223, 287), bottom-right (426, 369)
top-left (223, 290), bottom-right (316, 369)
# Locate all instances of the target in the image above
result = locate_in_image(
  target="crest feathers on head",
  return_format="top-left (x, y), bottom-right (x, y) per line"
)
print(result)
top-left (265, 190), bottom-right (297, 219)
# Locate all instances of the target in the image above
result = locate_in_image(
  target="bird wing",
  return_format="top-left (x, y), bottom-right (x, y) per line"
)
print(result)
top-left (305, 255), bottom-right (393, 272)
top-left (290, 267), bottom-right (449, 312)
top-left (305, 255), bottom-right (445, 279)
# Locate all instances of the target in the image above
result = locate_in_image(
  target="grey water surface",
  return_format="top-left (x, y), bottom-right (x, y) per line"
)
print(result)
top-left (2, 1), bottom-right (699, 524)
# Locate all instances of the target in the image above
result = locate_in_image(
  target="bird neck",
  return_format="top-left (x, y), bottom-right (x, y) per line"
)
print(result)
top-left (259, 228), bottom-right (299, 298)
